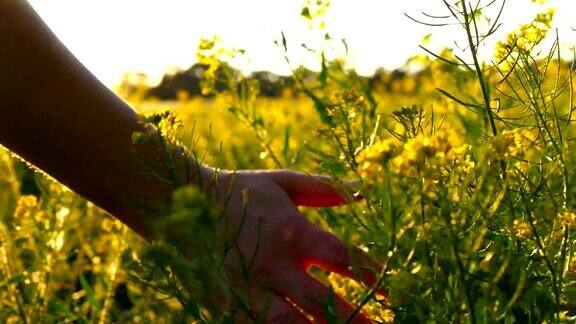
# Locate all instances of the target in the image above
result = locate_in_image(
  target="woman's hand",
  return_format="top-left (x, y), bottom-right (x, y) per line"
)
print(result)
top-left (208, 169), bottom-right (381, 323)
top-left (0, 3), bottom-right (382, 321)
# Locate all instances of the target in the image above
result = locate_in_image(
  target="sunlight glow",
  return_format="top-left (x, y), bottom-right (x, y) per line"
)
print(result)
top-left (28, 0), bottom-right (575, 87)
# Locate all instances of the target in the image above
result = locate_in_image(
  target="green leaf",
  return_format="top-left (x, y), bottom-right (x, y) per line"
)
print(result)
top-left (422, 33), bottom-right (432, 45)
top-left (301, 87), bottom-right (333, 126)
top-left (281, 31), bottom-right (288, 52)
top-left (319, 52), bottom-right (328, 88)
top-left (49, 299), bottom-right (76, 318)
top-left (79, 273), bottom-right (101, 311)
top-left (456, 111), bottom-right (481, 140)
top-left (283, 125), bottom-right (291, 161)
top-left (301, 6), bottom-right (311, 19)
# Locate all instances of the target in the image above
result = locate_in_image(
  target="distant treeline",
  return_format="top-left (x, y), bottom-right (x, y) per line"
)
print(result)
top-left (140, 60), bottom-right (574, 101)
top-left (143, 63), bottom-right (423, 100)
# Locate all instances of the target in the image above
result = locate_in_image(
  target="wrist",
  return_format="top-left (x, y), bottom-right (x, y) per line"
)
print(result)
top-left (190, 162), bottom-right (216, 193)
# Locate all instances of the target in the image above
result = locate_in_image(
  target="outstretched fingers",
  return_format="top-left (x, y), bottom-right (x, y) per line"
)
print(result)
top-left (269, 170), bottom-right (361, 207)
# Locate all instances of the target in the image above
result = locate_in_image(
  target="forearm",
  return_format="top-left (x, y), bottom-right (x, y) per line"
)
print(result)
top-left (0, 0), bottom-right (208, 238)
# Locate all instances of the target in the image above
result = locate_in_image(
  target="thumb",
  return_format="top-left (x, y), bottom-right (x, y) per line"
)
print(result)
top-left (268, 170), bottom-right (362, 207)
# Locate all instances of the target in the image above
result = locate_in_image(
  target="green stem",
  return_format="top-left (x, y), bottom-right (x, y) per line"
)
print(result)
top-left (460, 0), bottom-right (498, 136)
top-left (444, 202), bottom-right (477, 324)
top-left (526, 209), bottom-right (561, 321)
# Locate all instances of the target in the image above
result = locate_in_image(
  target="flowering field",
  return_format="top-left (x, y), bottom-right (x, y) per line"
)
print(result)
top-left (1, 0), bottom-right (576, 322)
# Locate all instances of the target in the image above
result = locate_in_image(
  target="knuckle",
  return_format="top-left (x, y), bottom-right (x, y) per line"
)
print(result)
top-left (279, 169), bottom-right (298, 177)
top-left (275, 216), bottom-right (308, 244)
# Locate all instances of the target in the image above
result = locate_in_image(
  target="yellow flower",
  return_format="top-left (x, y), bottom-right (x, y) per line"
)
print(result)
top-left (568, 258), bottom-right (576, 274)
top-left (14, 195), bottom-right (38, 219)
top-left (494, 9), bottom-right (555, 71)
top-left (366, 305), bottom-right (395, 323)
top-left (357, 138), bottom-right (401, 178)
top-left (490, 127), bottom-right (539, 160)
top-left (328, 273), bottom-right (394, 323)
top-left (513, 219), bottom-right (532, 239)
top-left (394, 130), bottom-right (472, 177)
top-left (559, 211), bottom-right (576, 228)
top-left (487, 127), bottom-right (540, 181)
top-left (357, 129), bottom-right (473, 184)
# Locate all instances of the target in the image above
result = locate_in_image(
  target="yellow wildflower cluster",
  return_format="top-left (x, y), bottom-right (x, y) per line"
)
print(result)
top-left (494, 9), bottom-right (555, 70)
top-left (568, 257), bottom-right (576, 275)
top-left (392, 130), bottom-right (473, 176)
top-left (559, 211), bottom-right (576, 228)
top-left (327, 90), bottom-right (366, 121)
top-left (489, 127), bottom-right (539, 174)
top-left (513, 219), bottom-right (532, 240)
top-left (357, 138), bottom-right (401, 178)
top-left (491, 128), bottom-right (538, 156)
top-left (14, 195), bottom-right (38, 219)
top-left (357, 130), bottom-right (474, 182)
top-left (328, 273), bottom-right (395, 323)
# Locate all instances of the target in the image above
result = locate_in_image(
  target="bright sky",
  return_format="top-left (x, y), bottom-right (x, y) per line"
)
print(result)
top-left (28, 0), bottom-right (575, 87)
